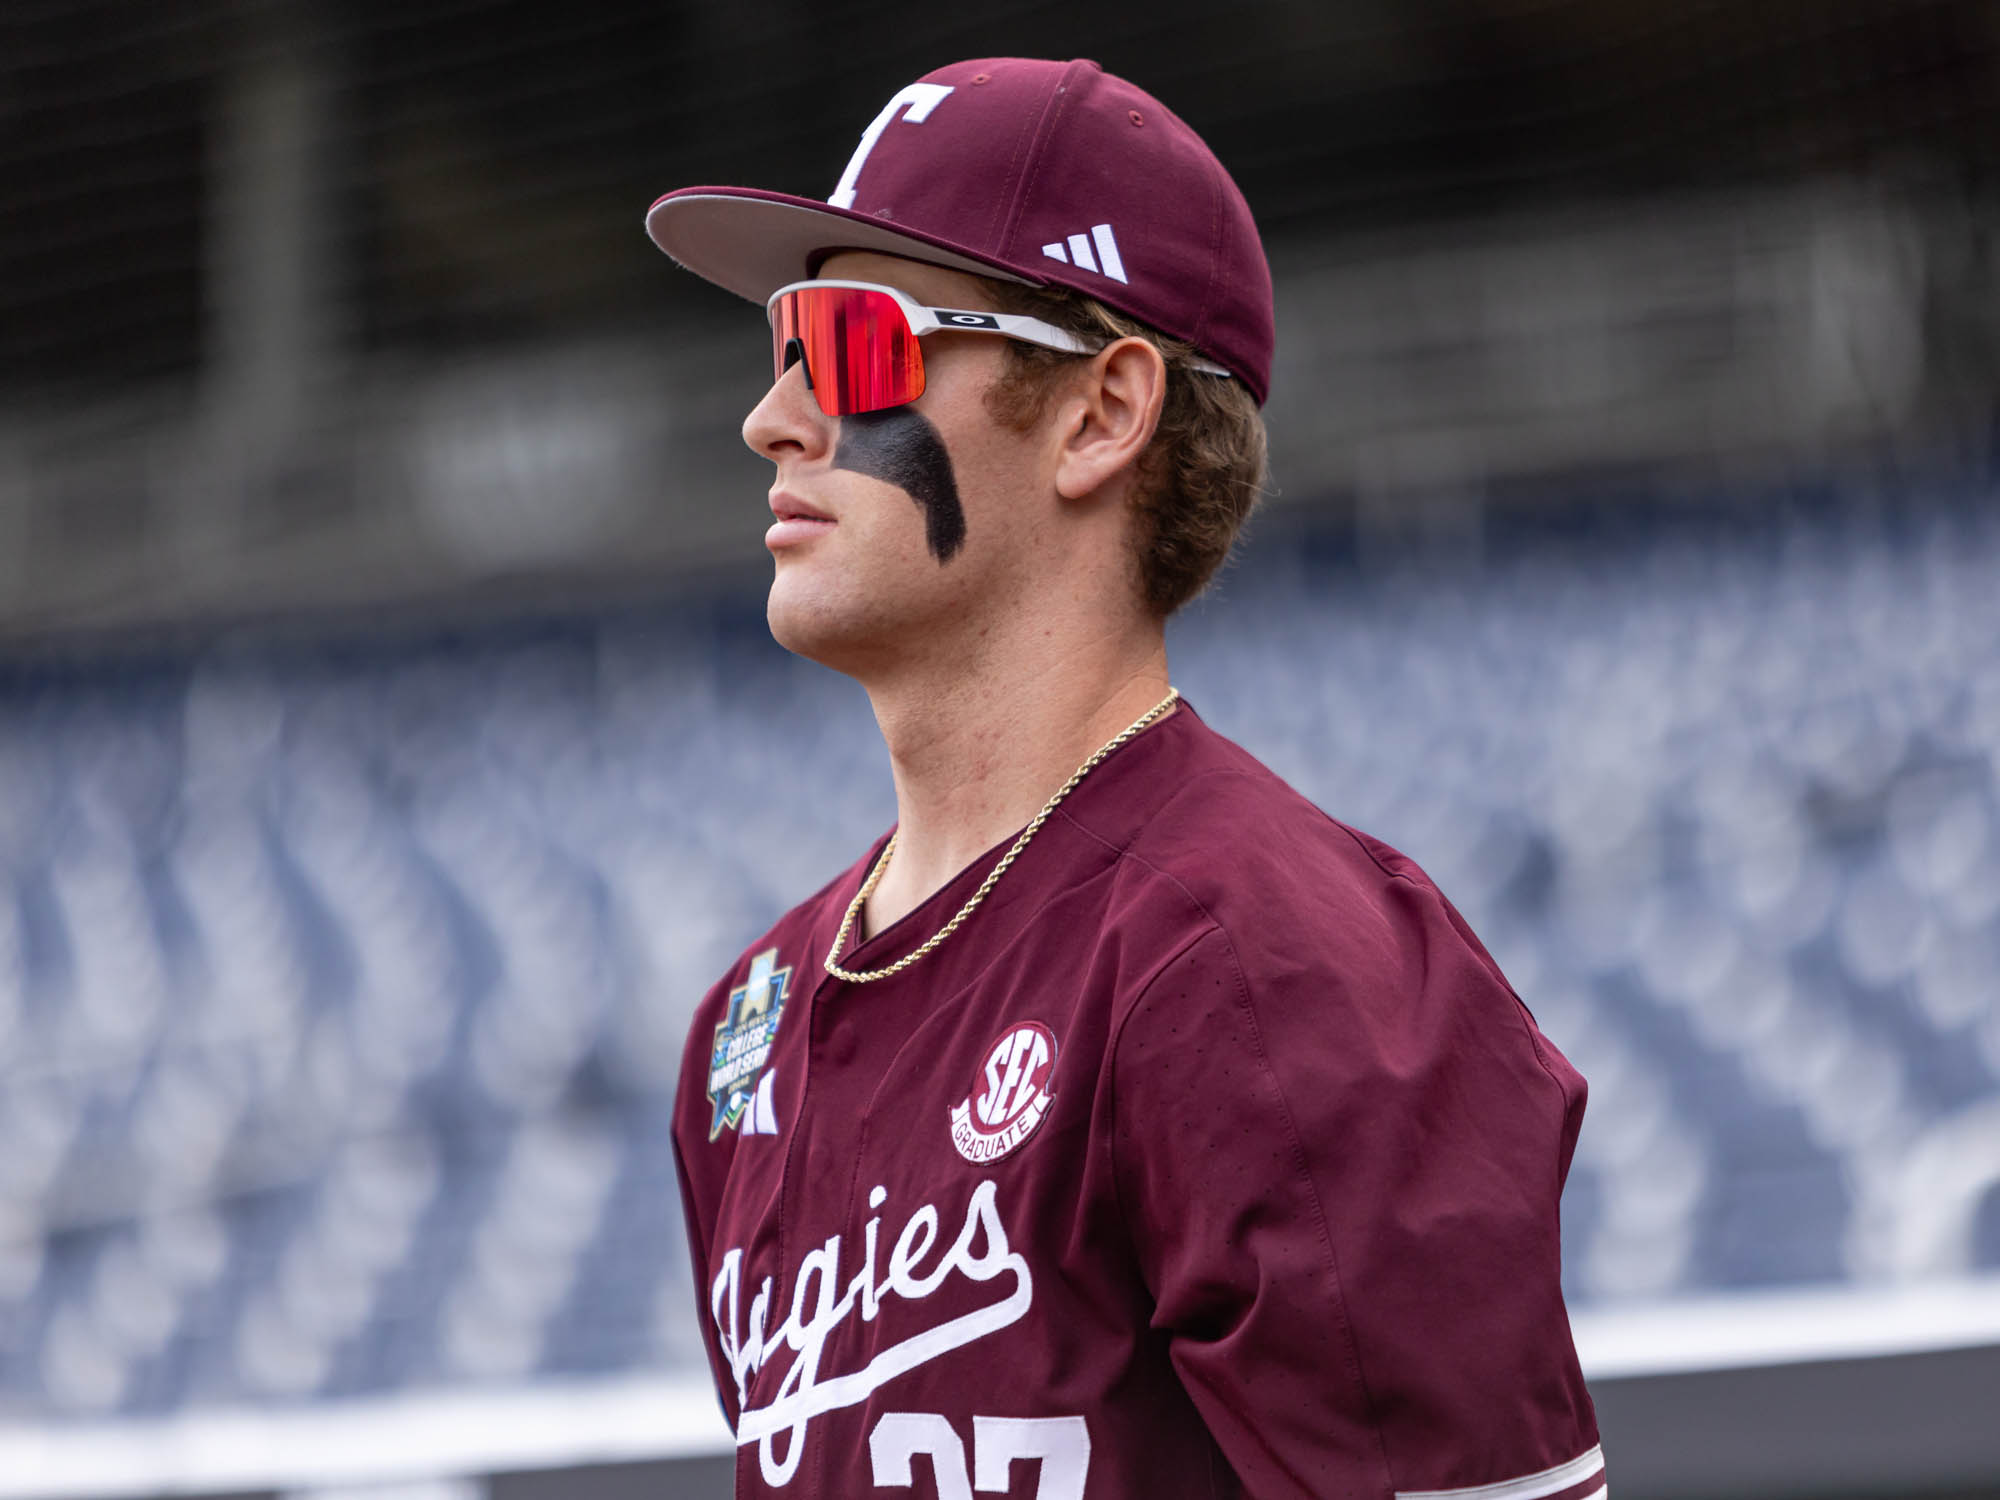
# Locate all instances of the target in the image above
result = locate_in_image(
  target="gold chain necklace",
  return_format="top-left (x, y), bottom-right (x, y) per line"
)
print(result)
top-left (823, 688), bottom-right (1180, 984)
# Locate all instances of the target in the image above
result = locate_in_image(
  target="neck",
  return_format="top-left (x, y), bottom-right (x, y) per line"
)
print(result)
top-left (858, 625), bottom-right (1172, 938)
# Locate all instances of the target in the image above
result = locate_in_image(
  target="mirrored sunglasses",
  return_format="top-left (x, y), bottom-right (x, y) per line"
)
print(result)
top-left (766, 279), bottom-right (1095, 416)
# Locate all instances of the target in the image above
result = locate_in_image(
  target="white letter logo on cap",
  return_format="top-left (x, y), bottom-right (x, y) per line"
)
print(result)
top-left (829, 83), bottom-right (954, 210)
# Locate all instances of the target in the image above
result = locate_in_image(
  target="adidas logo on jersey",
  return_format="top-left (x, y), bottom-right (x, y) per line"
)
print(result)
top-left (739, 1068), bottom-right (781, 1135)
top-left (1042, 223), bottom-right (1127, 284)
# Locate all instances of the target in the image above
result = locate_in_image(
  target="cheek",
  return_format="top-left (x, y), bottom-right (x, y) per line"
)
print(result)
top-left (832, 408), bottom-right (966, 564)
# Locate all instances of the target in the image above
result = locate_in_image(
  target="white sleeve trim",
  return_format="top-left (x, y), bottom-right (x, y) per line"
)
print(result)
top-left (1396, 1445), bottom-right (1605, 1500)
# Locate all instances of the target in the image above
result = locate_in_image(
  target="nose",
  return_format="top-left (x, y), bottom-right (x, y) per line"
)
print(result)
top-left (742, 356), bottom-right (832, 463)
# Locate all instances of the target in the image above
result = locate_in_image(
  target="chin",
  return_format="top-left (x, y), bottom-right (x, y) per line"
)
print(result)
top-left (765, 575), bottom-right (876, 670)
top-left (768, 566), bottom-right (960, 678)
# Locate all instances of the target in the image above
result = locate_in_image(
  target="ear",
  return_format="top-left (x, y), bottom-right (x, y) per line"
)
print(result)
top-left (1052, 336), bottom-right (1167, 504)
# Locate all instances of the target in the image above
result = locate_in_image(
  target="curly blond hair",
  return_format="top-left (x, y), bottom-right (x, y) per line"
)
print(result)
top-left (980, 280), bottom-right (1268, 617)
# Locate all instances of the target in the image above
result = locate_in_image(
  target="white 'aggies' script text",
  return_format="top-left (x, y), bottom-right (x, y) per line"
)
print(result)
top-left (710, 1180), bottom-right (1032, 1486)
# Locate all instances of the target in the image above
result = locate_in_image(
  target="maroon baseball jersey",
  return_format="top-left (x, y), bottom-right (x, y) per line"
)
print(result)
top-left (672, 703), bottom-right (1604, 1499)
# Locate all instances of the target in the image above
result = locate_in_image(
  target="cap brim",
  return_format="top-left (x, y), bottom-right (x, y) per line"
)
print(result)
top-left (645, 187), bottom-right (1037, 306)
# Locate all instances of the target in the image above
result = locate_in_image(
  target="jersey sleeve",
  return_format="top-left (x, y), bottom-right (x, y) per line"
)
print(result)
top-left (671, 968), bottom-right (744, 1432)
top-left (1108, 886), bottom-right (1603, 1500)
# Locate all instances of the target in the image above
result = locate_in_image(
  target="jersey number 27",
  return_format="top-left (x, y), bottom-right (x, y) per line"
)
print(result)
top-left (869, 1412), bottom-right (1090, 1499)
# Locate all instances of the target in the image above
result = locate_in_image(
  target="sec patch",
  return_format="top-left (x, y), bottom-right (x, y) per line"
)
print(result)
top-left (950, 1022), bottom-right (1058, 1164)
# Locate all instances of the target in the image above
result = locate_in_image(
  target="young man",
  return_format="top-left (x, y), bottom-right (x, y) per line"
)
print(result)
top-left (647, 58), bottom-right (1605, 1500)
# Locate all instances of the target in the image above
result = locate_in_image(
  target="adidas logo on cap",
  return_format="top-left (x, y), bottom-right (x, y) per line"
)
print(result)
top-left (1042, 223), bottom-right (1127, 284)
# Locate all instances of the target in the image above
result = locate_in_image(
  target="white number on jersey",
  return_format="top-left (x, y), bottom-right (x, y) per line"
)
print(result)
top-left (869, 1412), bottom-right (1090, 1499)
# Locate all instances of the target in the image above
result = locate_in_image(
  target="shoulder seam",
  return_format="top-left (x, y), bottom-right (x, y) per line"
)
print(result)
top-left (1327, 815), bottom-right (1420, 886)
top-left (1056, 778), bottom-right (1232, 925)
top-left (1064, 761), bottom-right (1422, 892)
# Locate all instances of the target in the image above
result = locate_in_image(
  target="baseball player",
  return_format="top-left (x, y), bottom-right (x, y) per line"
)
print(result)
top-left (648, 57), bottom-right (1604, 1499)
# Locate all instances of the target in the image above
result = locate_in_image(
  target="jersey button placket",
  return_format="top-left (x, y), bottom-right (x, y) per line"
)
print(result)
top-left (801, 981), bottom-right (867, 1499)
top-left (815, 1005), bottom-right (860, 1069)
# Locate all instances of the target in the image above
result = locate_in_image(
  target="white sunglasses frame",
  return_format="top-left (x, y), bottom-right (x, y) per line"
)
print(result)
top-left (765, 278), bottom-right (1232, 412)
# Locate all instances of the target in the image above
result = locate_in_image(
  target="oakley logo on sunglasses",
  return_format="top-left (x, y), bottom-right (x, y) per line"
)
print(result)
top-left (829, 83), bottom-right (955, 210)
top-left (940, 313), bottom-right (1001, 329)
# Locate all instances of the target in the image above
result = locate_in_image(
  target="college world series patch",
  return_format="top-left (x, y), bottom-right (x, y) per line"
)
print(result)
top-left (950, 1022), bottom-right (1058, 1164)
top-left (708, 948), bottom-right (792, 1139)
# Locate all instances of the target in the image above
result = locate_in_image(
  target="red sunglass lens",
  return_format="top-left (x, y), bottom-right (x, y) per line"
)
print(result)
top-left (770, 287), bottom-right (925, 415)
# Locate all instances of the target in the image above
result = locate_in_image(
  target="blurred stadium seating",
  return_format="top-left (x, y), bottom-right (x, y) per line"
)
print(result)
top-left (0, 466), bottom-right (1996, 1436)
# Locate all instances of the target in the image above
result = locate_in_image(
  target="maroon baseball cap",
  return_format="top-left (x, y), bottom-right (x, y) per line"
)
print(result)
top-left (645, 57), bottom-right (1275, 405)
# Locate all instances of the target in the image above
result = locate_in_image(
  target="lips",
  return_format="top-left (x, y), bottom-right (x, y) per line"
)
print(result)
top-left (767, 490), bottom-right (836, 552)
top-left (769, 491), bottom-right (834, 523)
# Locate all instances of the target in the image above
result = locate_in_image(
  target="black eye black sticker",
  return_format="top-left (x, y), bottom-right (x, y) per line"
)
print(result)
top-left (833, 408), bottom-right (966, 564)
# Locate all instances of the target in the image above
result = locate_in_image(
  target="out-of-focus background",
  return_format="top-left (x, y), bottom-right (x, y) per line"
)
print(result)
top-left (1, 1), bottom-right (1997, 1496)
